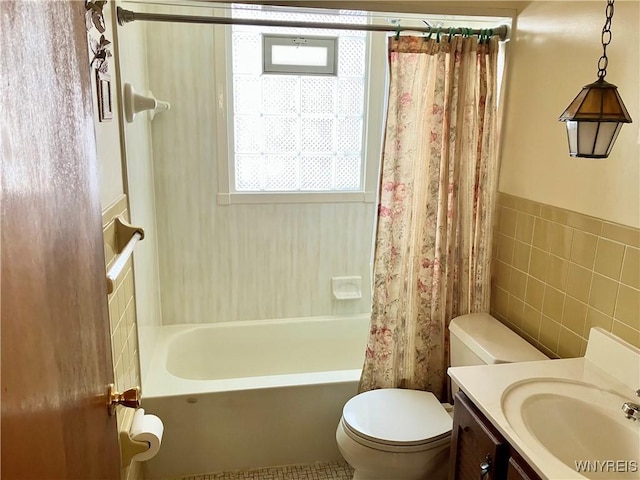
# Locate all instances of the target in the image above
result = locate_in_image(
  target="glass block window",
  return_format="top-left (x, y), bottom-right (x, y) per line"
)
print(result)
top-left (230, 5), bottom-right (368, 192)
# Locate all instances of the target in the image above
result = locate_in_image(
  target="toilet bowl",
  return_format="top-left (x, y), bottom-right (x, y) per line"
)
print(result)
top-left (336, 388), bottom-right (451, 480)
top-left (337, 313), bottom-right (548, 480)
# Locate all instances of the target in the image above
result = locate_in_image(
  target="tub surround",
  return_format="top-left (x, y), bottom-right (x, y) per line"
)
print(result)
top-left (448, 328), bottom-right (640, 480)
top-left (491, 192), bottom-right (640, 358)
top-left (143, 9), bottom-right (375, 326)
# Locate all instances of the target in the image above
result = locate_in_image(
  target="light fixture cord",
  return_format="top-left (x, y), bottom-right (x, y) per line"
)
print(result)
top-left (597, 0), bottom-right (615, 80)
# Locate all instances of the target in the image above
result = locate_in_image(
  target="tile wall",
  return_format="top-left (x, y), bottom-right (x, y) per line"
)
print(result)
top-left (491, 193), bottom-right (640, 358)
top-left (102, 194), bottom-right (144, 480)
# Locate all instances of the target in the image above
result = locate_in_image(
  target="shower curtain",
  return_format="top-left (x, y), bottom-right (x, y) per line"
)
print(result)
top-left (359, 34), bottom-right (500, 400)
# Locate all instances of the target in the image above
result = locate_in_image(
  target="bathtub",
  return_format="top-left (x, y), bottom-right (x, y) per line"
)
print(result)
top-left (141, 314), bottom-right (370, 479)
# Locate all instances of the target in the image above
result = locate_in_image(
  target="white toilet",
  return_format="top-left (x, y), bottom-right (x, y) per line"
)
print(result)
top-left (336, 313), bottom-right (548, 480)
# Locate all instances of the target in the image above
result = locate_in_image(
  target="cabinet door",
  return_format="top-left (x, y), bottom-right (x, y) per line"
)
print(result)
top-left (507, 454), bottom-right (542, 480)
top-left (449, 391), bottom-right (508, 480)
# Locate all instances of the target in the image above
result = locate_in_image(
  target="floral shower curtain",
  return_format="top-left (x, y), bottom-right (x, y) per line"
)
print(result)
top-left (359, 34), bottom-right (500, 400)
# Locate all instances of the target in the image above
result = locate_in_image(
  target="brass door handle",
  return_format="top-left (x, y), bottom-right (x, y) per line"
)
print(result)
top-left (108, 384), bottom-right (140, 415)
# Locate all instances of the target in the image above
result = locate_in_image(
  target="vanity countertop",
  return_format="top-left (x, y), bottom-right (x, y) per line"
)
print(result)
top-left (448, 328), bottom-right (640, 480)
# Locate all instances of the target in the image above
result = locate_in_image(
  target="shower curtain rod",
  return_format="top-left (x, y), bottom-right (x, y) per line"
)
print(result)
top-left (116, 7), bottom-right (508, 40)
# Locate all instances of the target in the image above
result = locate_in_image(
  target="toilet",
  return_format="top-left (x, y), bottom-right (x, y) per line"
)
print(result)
top-left (336, 313), bottom-right (548, 480)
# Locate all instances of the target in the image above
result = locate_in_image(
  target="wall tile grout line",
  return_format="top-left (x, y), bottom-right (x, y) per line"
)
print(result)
top-left (492, 193), bottom-right (640, 355)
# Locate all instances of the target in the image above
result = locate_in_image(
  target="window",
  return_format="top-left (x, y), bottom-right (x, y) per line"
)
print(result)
top-left (215, 5), bottom-right (383, 204)
top-left (263, 35), bottom-right (338, 75)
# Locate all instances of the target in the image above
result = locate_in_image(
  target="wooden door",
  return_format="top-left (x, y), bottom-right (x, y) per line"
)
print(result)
top-left (1, 1), bottom-right (120, 478)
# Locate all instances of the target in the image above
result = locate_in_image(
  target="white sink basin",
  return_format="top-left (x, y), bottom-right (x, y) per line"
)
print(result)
top-left (501, 378), bottom-right (640, 479)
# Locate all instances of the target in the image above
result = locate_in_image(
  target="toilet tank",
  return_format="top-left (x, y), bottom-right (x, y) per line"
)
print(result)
top-left (449, 313), bottom-right (548, 368)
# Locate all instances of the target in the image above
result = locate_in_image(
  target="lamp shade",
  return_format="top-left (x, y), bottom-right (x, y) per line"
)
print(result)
top-left (559, 78), bottom-right (632, 158)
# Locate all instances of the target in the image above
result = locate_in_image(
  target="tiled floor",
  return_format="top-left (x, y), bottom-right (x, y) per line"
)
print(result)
top-left (178, 460), bottom-right (354, 480)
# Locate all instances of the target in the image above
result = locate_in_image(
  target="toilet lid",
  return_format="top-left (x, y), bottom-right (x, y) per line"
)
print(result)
top-left (342, 389), bottom-right (452, 446)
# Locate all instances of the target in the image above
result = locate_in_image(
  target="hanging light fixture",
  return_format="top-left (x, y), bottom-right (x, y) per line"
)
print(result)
top-left (558, 0), bottom-right (632, 158)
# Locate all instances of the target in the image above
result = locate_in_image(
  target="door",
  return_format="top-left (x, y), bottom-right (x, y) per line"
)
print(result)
top-left (1, 1), bottom-right (120, 478)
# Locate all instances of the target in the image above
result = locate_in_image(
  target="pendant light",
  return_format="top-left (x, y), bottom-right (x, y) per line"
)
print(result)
top-left (558, 0), bottom-right (632, 158)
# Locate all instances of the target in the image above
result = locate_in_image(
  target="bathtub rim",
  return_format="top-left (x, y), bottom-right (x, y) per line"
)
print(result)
top-left (141, 313), bottom-right (369, 399)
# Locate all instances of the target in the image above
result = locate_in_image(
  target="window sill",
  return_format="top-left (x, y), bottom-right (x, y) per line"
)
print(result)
top-left (217, 191), bottom-right (376, 205)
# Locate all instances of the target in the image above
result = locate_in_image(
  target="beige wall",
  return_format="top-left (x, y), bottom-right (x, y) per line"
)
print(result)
top-left (494, 1), bottom-right (640, 358)
top-left (500, 1), bottom-right (640, 228)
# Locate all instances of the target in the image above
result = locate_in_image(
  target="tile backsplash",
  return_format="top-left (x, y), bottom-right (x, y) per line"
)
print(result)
top-left (491, 193), bottom-right (640, 358)
top-left (102, 194), bottom-right (144, 480)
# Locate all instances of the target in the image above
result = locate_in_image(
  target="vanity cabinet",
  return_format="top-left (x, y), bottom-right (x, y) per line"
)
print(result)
top-left (449, 391), bottom-right (542, 480)
top-left (507, 454), bottom-right (541, 480)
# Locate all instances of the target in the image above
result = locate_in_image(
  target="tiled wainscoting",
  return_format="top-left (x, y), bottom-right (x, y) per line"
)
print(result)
top-left (491, 193), bottom-right (640, 358)
top-left (103, 195), bottom-right (144, 480)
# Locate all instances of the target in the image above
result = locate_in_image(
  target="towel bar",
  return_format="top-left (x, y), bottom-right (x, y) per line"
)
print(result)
top-left (106, 216), bottom-right (145, 294)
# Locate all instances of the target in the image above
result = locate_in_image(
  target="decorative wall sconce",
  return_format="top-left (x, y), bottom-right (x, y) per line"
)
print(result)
top-left (558, 0), bottom-right (632, 158)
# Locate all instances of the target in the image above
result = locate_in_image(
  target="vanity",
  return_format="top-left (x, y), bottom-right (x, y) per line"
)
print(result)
top-left (449, 390), bottom-right (541, 480)
top-left (448, 328), bottom-right (640, 480)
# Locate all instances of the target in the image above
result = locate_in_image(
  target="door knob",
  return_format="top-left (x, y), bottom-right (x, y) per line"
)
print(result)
top-left (480, 454), bottom-right (492, 480)
top-left (108, 384), bottom-right (140, 415)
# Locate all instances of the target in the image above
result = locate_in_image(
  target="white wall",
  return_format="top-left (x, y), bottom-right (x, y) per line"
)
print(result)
top-left (144, 6), bottom-right (375, 324)
top-left (499, 1), bottom-right (640, 228)
top-left (93, 2), bottom-right (124, 208)
top-left (115, 2), bottom-right (164, 381)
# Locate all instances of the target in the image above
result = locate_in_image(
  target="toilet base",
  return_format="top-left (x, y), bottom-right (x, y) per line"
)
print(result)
top-left (347, 451), bottom-right (448, 480)
top-left (336, 420), bottom-right (450, 480)
top-left (350, 460), bottom-right (447, 480)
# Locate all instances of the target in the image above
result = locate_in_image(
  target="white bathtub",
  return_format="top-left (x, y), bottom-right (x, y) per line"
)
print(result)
top-left (142, 314), bottom-right (370, 479)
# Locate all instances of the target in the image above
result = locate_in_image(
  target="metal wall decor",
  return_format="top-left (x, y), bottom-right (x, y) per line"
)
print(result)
top-left (86, 0), bottom-right (113, 122)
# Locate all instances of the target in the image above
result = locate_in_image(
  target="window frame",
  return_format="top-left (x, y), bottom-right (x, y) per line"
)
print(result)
top-left (214, 12), bottom-right (386, 206)
top-left (263, 34), bottom-right (338, 75)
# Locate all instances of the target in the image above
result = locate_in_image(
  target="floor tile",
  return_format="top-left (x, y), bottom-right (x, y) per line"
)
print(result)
top-left (178, 460), bottom-right (354, 480)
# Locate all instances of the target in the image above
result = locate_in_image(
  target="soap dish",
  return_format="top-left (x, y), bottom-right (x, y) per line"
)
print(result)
top-left (332, 276), bottom-right (362, 300)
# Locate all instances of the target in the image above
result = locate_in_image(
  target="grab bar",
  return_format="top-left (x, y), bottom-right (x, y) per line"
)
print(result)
top-left (106, 216), bottom-right (145, 294)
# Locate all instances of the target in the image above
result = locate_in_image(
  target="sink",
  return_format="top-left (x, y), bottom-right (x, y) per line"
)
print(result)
top-left (501, 378), bottom-right (640, 479)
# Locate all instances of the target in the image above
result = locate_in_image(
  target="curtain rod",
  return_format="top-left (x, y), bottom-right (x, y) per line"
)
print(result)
top-left (116, 7), bottom-right (508, 40)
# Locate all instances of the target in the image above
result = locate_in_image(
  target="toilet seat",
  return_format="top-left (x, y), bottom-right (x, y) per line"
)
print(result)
top-left (341, 389), bottom-right (452, 453)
